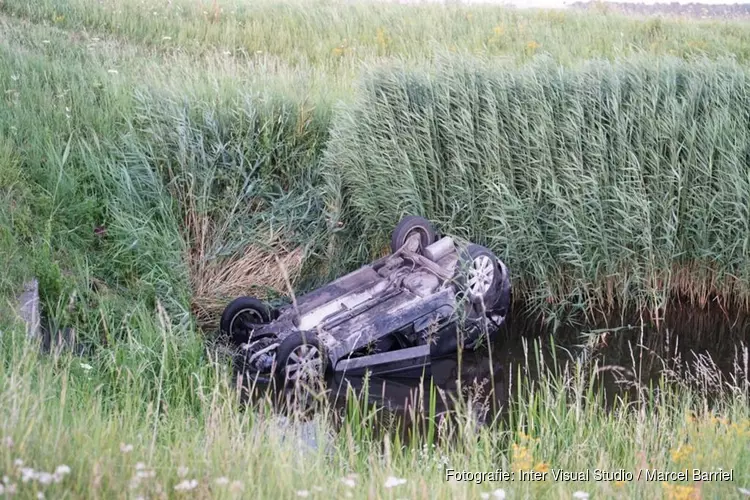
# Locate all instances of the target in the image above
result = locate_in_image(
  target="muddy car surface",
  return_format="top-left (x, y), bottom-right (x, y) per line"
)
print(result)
top-left (221, 216), bottom-right (511, 386)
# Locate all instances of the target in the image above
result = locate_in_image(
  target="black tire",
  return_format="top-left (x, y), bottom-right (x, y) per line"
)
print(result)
top-left (390, 215), bottom-right (438, 254)
top-left (275, 331), bottom-right (328, 385)
top-left (220, 296), bottom-right (271, 347)
top-left (455, 244), bottom-right (503, 306)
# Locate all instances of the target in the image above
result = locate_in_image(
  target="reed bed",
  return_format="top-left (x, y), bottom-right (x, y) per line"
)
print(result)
top-left (326, 56), bottom-right (750, 324)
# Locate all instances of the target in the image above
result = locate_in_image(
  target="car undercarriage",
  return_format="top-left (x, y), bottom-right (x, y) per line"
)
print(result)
top-left (221, 216), bottom-right (511, 387)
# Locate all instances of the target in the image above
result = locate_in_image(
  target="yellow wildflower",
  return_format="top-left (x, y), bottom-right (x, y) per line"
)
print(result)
top-left (533, 462), bottom-right (549, 474)
top-left (670, 444), bottom-right (694, 465)
top-left (730, 420), bottom-right (750, 438)
top-left (375, 27), bottom-right (389, 52)
top-left (511, 443), bottom-right (533, 471)
top-left (662, 482), bottom-right (699, 500)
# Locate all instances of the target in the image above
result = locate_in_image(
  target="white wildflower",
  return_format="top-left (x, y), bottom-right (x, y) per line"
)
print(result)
top-left (572, 492), bottom-right (589, 500)
top-left (80, 363), bottom-right (92, 371)
top-left (136, 470), bottom-right (156, 479)
top-left (14, 459), bottom-right (24, 467)
top-left (52, 465), bottom-right (71, 484)
top-left (296, 491), bottom-right (309, 498)
top-left (492, 489), bottom-right (507, 499)
top-left (108, 69), bottom-right (119, 75)
top-left (480, 494), bottom-right (490, 500)
top-left (214, 477), bottom-right (229, 486)
top-left (174, 479), bottom-right (198, 491)
top-left (135, 462), bottom-right (146, 470)
top-left (20, 468), bottom-right (36, 483)
top-left (37, 492), bottom-right (45, 499)
top-left (223, 51), bottom-right (231, 56)
top-left (92, 37), bottom-right (100, 42)
top-left (341, 477), bottom-right (356, 488)
top-left (384, 476), bottom-right (407, 488)
top-left (162, 36), bottom-right (171, 40)
top-left (177, 466), bottom-right (189, 478)
top-left (120, 443), bottom-right (134, 453)
top-left (42, 40), bottom-right (50, 44)
top-left (739, 487), bottom-right (750, 497)
top-left (37, 472), bottom-right (54, 485)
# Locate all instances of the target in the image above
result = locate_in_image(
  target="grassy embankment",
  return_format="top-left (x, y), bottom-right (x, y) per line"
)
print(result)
top-left (1, 1), bottom-right (749, 498)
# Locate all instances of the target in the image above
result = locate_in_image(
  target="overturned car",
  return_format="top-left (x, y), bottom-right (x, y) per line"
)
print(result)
top-left (222, 216), bottom-right (511, 385)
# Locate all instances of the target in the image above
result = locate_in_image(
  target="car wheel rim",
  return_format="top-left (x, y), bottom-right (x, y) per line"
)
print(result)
top-left (468, 255), bottom-right (495, 297)
top-left (284, 344), bottom-right (322, 383)
top-left (229, 309), bottom-right (263, 338)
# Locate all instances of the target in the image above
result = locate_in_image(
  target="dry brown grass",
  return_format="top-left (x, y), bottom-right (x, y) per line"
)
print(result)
top-left (186, 214), bottom-right (303, 331)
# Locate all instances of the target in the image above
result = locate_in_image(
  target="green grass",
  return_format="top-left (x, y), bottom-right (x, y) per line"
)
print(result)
top-left (1, 319), bottom-right (748, 499)
top-left (6, 0), bottom-right (750, 69)
top-left (1, 0), bottom-right (750, 498)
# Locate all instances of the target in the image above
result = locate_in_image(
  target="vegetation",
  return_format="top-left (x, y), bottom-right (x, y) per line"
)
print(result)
top-left (1, 324), bottom-right (748, 499)
top-left (327, 56), bottom-right (750, 325)
top-left (1, 0), bottom-right (749, 498)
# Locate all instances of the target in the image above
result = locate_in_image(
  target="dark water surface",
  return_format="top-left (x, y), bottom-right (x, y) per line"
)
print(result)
top-left (321, 304), bottom-right (750, 429)
top-left (239, 304), bottom-right (749, 437)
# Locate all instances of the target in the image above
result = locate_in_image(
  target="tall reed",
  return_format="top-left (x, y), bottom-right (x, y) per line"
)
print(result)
top-left (325, 56), bottom-right (750, 325)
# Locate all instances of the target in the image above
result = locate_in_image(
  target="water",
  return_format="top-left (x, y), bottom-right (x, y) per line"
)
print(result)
top-left (324, 304), bottom-right (750, 427)
top-left (239, 304), bottom-right (749, 437)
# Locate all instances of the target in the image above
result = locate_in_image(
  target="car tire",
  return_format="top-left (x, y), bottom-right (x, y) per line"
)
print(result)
top-left (220, 296), bottom-right (272, 347)
top-left (275, 331), bottom-right (329, 385)
top-left (456, 244), bottom-right (503, 307)
top-left (390, 215), bottom-right (438, 254)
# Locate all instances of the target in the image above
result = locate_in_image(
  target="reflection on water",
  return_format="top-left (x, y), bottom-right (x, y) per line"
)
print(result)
top-left (328, 346), bottom-right (512, 429)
